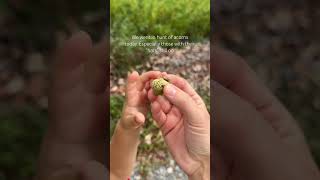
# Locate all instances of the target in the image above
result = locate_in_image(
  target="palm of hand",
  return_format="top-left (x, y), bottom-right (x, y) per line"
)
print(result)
top-left (148, 89), bottom-right (209, 176)
top-left (161, 105), bottom-right (201, 175)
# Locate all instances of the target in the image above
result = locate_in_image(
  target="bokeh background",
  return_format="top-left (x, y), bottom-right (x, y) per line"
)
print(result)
top-left (0, 0), bottom-right (210, 179)
top-left (0, 0), bottom-right (106, 179)
top-left (1, 0), bottom-right (320, 179)
top-left (214, 0), bottom-right (320, 166)
top-left (110, 0), bottom-right (210, 179)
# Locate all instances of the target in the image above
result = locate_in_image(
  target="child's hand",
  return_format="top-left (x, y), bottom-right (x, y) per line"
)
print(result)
top-left (119, 71), bottom-right (161, 130)
top-left (110, 70), bottom-right (161, 180)
top-left (147, 74), bottom-right (210, 179)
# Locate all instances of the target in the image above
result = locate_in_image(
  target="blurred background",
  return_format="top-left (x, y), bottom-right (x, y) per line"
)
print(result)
top-left (2, 0), bottom-right (319, 179)
top-left (0, 0), bottom-right (210, 179)
top-left (214, 0), bottom-right (320, 167)
top-left (0, 0), bottom-right (106, 179)
top-left (110, 0), bottom-right (210, 179)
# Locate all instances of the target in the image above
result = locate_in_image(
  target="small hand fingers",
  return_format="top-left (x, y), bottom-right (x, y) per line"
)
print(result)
top-left (137, 71), bottom-right (162, 90)
top-left (134, 111), bottom-right (145, 127)
top-left (126, 71), bottom-right (139, 96)
top-left (122, 110), bottom-right (145, 129)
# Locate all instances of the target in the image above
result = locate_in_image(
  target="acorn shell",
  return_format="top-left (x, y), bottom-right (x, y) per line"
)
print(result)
top-left (151, 78), bottom-right (169, 96)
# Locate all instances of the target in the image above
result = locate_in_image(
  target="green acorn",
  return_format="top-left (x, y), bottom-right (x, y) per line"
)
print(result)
top-left (151, 78), bottom-right (169, 96)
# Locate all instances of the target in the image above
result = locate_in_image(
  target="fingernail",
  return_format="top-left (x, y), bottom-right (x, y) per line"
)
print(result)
top-left (164, 84), bottom-right (176, 97)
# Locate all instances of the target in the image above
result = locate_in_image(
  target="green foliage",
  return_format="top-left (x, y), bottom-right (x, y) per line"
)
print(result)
top-left (111, 0), bottom-right (210, 39)
top-left (109, 94), bottom-right (167, 160)
top-left (139, 112), bottom-right (166, 153)
top-left (110, 94), bottom-right (168, 176)
top-left (0, 105), bottom-right (48, 180)
top-left (110, 95), bottom-right (125, 138)
top-left (110, 0), bottom-right (210, 75)
top-left (109, 92), bottom-right (211, 176)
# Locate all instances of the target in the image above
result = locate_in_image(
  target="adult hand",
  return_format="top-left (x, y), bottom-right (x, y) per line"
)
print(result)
top-left (213, 45), bottom-right (320, 180)
top-left (36, 31), bottom-right (109, 180)
top-left (147, 74), bottom-right (210, 180)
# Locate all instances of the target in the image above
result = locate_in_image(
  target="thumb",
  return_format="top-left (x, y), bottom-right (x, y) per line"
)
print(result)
top-left (163, 84), bottom-right (198, 121)
top-left (121, 110), bottom-right (145, 129)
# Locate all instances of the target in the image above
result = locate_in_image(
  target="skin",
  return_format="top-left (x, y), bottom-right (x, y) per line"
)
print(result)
top-left (212, 45), bottom-right (320, 180)
top-left (110, 70), bottom-right (162, 179)
top-left (147, 73), bottom-right (210, 180)
top-left (35, 31), bottom-right (162, 180)
top-left (36, 31), bottom-right (109, 180)
top-left (36, 31), bottom-right (320, 180)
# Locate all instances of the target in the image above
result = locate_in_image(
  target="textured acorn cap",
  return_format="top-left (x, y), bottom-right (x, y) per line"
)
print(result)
top-left (151, 78), bottom-right (169, 96)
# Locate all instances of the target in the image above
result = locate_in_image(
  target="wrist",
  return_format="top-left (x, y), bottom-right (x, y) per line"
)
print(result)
top-left (110, 122), bottom-right (140, 179)
top-left (112, 121), bottom-right (141, 143)
top-left (188, 155), bottom-right (210, 180)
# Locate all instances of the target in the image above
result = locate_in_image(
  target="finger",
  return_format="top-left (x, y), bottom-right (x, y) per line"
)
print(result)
top-left (49, 31), bottom-right (105, 140)
top-left (170, 106), bottom-right (182, 118)
top-left (164, 74), bottom-right (206, 108)
top-left (151, 101), bottom-right (167, 128)
top-left (137, 71), bottom-right (162, 90)
top-left (212, 46), bottom-right (304, 142)
top-left (52, 31), bottom-right (92, 91)
top-left (213, 81), bottom-right (296, 177)
top-left (126, 71), bottom-right (139, 95)
top-left (134, 111), bottom-right (145, 127)
top-left (164, 120), bottom-right (201, 174)
top-left (214, 80), bottom-right (280, 151)
top-left (147, 88), bottom-right (157, 102)
top-left (84, 38), bottom-right (108, 94)
top-left (156, 96), bottom-right (172, 113)
top-left (80, 161), bottom-right (108, 180)
top-left (213, 45), bottom-right (274, 109)
top-left (125, 71), bottom-right (140, 105)
top-left (163, 84), bottom-right (199, 124)
top-left (140, 88), bottom-right (148, 105)
top-left (122, 110), bottom-right (145, 129)
top-left (40, 32), bottom-right (107, 179)
top-left (145, 80), bottom-right (151, 91)
top-left (163, 106), bottom-right (182, 135)
top-left (161, 72), bottom-right (168, 77)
